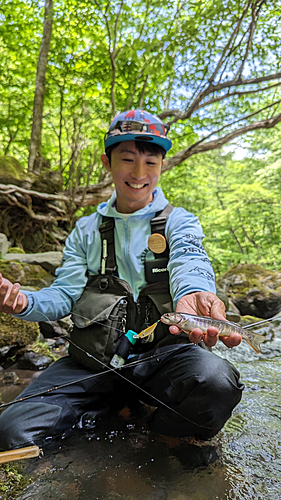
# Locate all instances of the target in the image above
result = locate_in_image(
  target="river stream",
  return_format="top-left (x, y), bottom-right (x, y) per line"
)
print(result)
top-left (2, 320), bottom-right (281, 500)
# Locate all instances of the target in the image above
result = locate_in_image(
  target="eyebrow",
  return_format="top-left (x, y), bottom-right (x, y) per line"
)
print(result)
top-left (119, 149), bottom-right (156, 157)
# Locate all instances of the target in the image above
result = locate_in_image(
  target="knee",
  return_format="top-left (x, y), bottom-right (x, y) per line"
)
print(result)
top-left (199, 355), bottom-right (244, 410)
top-left (163, 355), bottom-right (243, 439)
top-left (0, 401), bottom-right (62, 451)
top-left (0, 406), bottom-right (31, 451)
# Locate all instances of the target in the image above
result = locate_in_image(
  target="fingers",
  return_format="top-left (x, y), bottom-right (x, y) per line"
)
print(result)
top-left (0, 280), bottom-right (19, 307)
top-left (0, 274), bottom-right (28, 314)
top-left (189, 326), bottom-right (219, 347)
top-left (220, 333), bottom-right (242, 349)
top-left (169, 325), bottom-right (181, 335)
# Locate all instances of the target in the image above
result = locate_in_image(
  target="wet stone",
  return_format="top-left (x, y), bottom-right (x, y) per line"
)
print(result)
top-left (2, 371), bottom-right (19, 384)
top-left (16, 351), bottom-right (53, 370)
top-left (39, 320), bottom-right (69, 339)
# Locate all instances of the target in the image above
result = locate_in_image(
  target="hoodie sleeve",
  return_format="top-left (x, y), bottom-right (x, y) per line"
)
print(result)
top-left (12, 217), bottom-right (91, 322)
top-left (166, 207), bottom-right (216, 308)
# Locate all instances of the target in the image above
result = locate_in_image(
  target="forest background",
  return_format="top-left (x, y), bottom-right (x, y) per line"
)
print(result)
top-left (1, 0), bottom-right (281, 277)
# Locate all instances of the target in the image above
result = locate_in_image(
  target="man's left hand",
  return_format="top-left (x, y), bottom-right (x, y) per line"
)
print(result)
top-left (169, 291), bottom-right (242, 349)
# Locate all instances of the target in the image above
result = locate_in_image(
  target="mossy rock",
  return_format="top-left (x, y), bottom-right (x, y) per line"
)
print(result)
top-left (0, 260), bottom-right (54, 288)
top-left (31, 169), bottom-right (64, 194)
top-left (215, 283), bottom-right (229, 310)
top-left (0, 463), bottom-right (33, 498)
top-left (218, 264), bottom-right (281, 318)
top-left (7, 247), bottom-right (26, 254)
top-left (240, 315), bottom-right (264, 324)
top-left (0, 155), bottom-right (26, 184)
top-left (0, 313), bottom-right (39, 348)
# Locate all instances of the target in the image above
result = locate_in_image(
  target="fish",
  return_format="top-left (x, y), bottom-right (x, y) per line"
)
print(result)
top-left (161, 312), bottom-right (266, 354)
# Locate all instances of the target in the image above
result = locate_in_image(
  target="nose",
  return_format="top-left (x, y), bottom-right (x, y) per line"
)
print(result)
top-left (131, 158), bottom-right (146, 179)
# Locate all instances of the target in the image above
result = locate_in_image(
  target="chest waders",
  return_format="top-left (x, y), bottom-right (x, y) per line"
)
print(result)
top-left (69, 204), bottom-right (191, 371)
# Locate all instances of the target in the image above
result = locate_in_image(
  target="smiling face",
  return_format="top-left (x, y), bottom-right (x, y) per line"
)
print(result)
top-left (101, 141), bottom-right (164, 213)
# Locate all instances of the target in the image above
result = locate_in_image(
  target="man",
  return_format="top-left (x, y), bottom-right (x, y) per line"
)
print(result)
top-left (0, 110), bottom-right (243, 451)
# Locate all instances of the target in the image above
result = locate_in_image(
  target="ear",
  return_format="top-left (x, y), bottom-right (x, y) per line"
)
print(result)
top-left (162, 159), bottom-right (165, 169)
top-left (101, 154), bottom-right (111, 172)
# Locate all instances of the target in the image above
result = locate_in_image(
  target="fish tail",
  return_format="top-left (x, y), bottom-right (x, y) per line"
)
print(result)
top-left (245, 332), bottom-right (266, 354)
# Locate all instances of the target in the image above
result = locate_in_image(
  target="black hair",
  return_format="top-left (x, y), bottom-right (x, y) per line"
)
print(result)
top-left (105, 141), bottom-right (166, 165)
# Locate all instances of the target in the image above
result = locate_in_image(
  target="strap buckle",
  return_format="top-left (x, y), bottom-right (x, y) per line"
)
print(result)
top-left (99, 220), bottom-right (115, 233)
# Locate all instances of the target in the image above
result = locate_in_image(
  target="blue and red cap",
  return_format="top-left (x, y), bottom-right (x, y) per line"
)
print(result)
top-left (104, 109), bottom-right (172, 152)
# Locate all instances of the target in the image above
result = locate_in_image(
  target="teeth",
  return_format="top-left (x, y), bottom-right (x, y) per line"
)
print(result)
top-left (127, 183), bottom-right (145, 189)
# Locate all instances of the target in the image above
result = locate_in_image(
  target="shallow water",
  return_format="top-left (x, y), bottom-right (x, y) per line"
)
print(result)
top-left (4, 321), bottom-right (281, 499)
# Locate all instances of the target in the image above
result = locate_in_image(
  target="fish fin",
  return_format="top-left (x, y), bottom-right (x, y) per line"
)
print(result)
top-left (245, 332), bottom-right (266, 354)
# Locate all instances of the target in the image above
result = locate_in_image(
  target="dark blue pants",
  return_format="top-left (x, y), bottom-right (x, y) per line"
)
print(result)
top-left (0, 345), bottom-right (244, 450)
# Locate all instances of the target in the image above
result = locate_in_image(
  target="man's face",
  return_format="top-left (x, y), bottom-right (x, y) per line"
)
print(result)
top-left (101, 141), bottom-right (164, 213)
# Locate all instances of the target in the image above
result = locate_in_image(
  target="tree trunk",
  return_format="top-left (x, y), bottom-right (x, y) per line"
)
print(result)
top-left (28, 0), bottom-right (53, 173)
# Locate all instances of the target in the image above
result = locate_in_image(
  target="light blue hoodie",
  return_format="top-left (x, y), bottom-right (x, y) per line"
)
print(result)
top-left (15, 188), bottom-right (215, 323)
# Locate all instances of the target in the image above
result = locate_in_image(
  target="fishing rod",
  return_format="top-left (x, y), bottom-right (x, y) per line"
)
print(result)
top-left (0, 344), bottom-right (181, 410)
top-left (1, 308), bottom-right (277, 413)
top-left (1, 310), bottom-right (279, 464)
top-left (1, 310), bottom-right (278, 428)
top-left (242, 313), bottom-right (281, 330)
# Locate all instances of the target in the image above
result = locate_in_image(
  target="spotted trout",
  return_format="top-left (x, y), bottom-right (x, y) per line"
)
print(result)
top-left (161, 312), bottom-right (266, 353)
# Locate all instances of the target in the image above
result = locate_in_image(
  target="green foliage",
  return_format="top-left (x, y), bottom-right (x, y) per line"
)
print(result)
top-left (0, 463), bottom-right (32, 499)
top-left (1, 0), bottom-right (281, 272)
top-left (160, 147), bottom-right (281, 277)
top-left (2, 0), bottom-right (281, 180)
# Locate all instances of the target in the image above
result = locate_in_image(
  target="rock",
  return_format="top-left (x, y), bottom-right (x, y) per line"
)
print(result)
top-left (31, 169), bottom-right (64, 194)
top-left (0, 313), bottom-right (40, 349)
top-left (0, 345), bottom-right (16, 357)
top-left (0, 259), bottom-right (54, 287)
top-left (17, 351), bottom-right (53, 370)
top-left (3, 251), bottom-right (63, 275)
top-left (2, 372), bottom-right (19, 384)
top-left (215, 283), bottom-right (229, 310)
top-left (8, 247), bottom-right (26, 254)
top-left (39, 320), bottom-right (69, 339)
top-left (58, 315), bottom-right (73, 330)
top-left (0, 155), bottom-right (26, 186)
top-left (0, 233), bottom-right (10, 257)
top-left (225, 311), bottom-right (241, 323)
top-left (218, 264), bottom-right (281, 319)
top-left (53, 338), bottom-right (67, 348)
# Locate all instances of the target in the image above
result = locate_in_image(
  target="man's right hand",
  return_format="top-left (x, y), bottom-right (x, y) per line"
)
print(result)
top-left (0, 273), bottom-right (28, 314)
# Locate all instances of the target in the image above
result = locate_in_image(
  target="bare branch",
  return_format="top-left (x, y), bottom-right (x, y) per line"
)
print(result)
top-left (236, 0), bottom-right (266, 79)
top-left (196, 82), bottom-right (281, 112)
top-left (126, 69), bottom-right (145, 109)
top-left (139, 75), bottom-right (148, 108)
top-left (162, 112), bottom-right (281, 173)
top-left (159, 71), bottom-right (281, 123)
top-left (113, 0), bottom-right (124, 53)
top-left (208, 1), bottom-right (251, 85)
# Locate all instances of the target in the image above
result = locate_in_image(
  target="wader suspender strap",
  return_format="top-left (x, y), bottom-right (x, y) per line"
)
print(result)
top-left (98, 218), bottom-right (117, 275)
top-left (150, 203), bottom-right (173, 259)
top-left (99, 203), bottom-right (173, 279)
